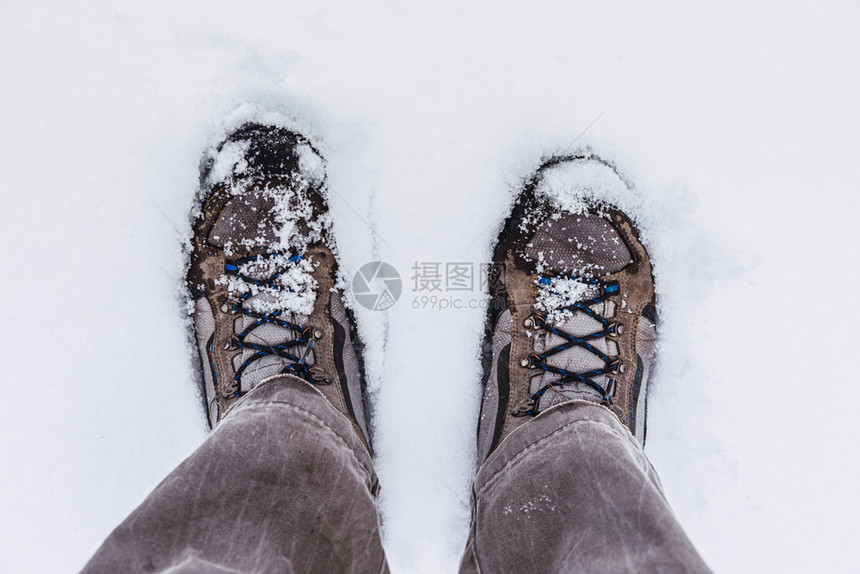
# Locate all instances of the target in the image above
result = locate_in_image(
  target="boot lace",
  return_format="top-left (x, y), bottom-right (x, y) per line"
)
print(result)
top-left (514, 275), bottom-right (624, 416)
top-left (221, 253), bottom-right (315, 399)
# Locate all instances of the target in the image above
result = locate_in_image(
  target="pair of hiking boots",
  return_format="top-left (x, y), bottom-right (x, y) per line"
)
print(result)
top-left (187, 124), bottom-right (656, 461)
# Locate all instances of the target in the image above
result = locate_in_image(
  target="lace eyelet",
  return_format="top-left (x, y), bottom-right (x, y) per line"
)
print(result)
top-left (310, 366), bottom-right (333, 385)
top-left (610, 361), bottom-right (627, 374)
top-left (511, 398), bottom-right (536, 417)
top-left (607, 322), bottom-right (624, 336)
top-left (520, 354), bottom-right (539, 369)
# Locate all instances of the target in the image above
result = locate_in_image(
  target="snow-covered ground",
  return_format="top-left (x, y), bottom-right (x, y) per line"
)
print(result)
top-left (2, 1), bottom-right (859, 572)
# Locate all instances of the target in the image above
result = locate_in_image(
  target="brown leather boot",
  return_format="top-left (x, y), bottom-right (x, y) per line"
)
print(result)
top-left (477, 154), bottom-right (657, 464)
top-left (187, 123), bottom-right (371, 451)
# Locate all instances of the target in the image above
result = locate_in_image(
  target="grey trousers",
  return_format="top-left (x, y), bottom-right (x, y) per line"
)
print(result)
top-left (83, 375), bottom-right (710, 573)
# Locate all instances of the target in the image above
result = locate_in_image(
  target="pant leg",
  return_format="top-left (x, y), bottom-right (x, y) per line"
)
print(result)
top-left (82, 375), bottom-right (388, 574)
top-left (459, 400), bottom-right (711, 574)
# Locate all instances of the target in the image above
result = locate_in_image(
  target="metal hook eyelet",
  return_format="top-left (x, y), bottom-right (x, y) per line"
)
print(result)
top-left (610, 361), bottom-right (627, 374)
top-left (511, 398), bottom-right (536, 417)
top-left (309, 366), bottom-right (333, 385)
top-left (520, 354), bottom-right (539, 369)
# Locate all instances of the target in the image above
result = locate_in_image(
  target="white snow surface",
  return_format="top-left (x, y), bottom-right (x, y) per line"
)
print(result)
top-left (2, 1), bottom-right (859, 572)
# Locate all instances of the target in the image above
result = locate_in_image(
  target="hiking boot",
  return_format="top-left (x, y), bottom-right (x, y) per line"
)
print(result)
top-left (187, 123), bottom-right (371, 450)
top-left (476, 154), bottom-right (657, 463)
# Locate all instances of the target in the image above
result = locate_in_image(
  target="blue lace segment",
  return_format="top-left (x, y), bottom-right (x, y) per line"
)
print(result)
top-left (521, 275), bottom-right (621, 415)
top-left (221, 253), bottom-right (313, 398)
